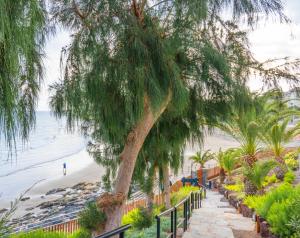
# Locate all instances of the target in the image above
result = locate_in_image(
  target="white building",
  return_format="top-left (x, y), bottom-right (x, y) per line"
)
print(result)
top-left (284, 88), bottom-right (300, 125)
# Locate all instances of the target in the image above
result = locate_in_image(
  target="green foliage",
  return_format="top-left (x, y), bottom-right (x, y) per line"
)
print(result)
top-left (243, 195), bottom-right (266, 211)
top-left (243, 160), bottom-right (277, 191)
top-left (0, 0), bottom-right (47, 147)
top-left (224, 184), bottom-right (244, 193)
top-left (171, 186), bottom-right (199, 206)
top-left (283, 152), bottom-right (300, 171)
top-left (222, 149), bottom-right (240, 177)
top-left (69, 229), bottom-right (91, 238)
top-left (122, 207), bottom-right (153, 230)
top-left (262, 118), bottom-right (300, 159)
top-left (9, 229), bottom-right (91, 238)
top-left (285, 158), bottom-right (299, 170)
top-left (78, 202), bottom-right (106, 231)
top-left (283, 171), bottom-right (296, 184)
top-left (126, 217), bottom-right (170, 238)
top-left (189, 150), bottom-right (214, 168)
top-left (262, 174), bottom-right (278, 187)
top-left (243, 184), bottom-right (300, 237)
top-left (48, 0), bottom-right (295, 191)
top-left (9, 230), bottom-right (66, 238)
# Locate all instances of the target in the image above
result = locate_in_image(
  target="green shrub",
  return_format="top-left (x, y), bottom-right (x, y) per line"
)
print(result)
top-left (284, 152), bottom-right (299, 170)
top-left (284, 171), bottom-right (296, 184)
top-left (285, 158), bottom-right (299, 170)
top-left (243, 184), bottom-right (300, 237)
top-left (121, 207), bottom-right (153, 230)
top-left (171, 186), bottom-right (199, 206)
top-left (69, 229), bottom-right (91, 238)
top-left (243, 195), bottom-right (266, 211)
top-left (10, 229), bottom-right (91, 238)
top-left (10, 230), bottom-right (66, 238)
top-left (126, 217), bottom-right (170, 238)
top-left (78, 202), bottom-right (106, 231)
top-left (263, 174), bottom-right (277, 187)
top-left (224, 183), bottom-right (244, 192)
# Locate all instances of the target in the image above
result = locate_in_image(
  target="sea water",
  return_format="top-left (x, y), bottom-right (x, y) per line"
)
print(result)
top-left (0, 112), bottom-right (93, 201)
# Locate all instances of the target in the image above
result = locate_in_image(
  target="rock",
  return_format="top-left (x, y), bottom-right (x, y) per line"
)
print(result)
top-left (0, 208), bottom-right (8, 214)
top-left (240, 203), bottom-right (253, 218)
top-left (46, 188), bottom-right (66, 195)
top-left (25, 207), bottom-right (34, 211)
top-left (20, 197), bottom-right (30, 201)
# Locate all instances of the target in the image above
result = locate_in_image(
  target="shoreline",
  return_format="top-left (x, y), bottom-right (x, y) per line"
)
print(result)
top-left (1, 132), bottom-right (242, 232)
top-left (1, 132), bottom-right (239, 216)
top-left (0, 160), bottom-right (104, 217)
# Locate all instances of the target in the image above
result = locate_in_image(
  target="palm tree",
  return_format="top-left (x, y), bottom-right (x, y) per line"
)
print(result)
top-left (189, 150), bottom-right (214, 169)
top-left (243, 160), bottom-right (277, 195)
top-left (261, 118), bottom-right (300, 179)
top-left (222, 149), bottom-right (240, 184)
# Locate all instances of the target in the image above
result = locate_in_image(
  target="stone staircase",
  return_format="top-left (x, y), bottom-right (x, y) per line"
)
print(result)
top-left (183, 191), bottom-right (256, 238)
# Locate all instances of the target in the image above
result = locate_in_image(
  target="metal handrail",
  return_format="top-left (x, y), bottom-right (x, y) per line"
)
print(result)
top-left (96, 224), bottom-right (132, 238)
top-left (155, 187), bottom-right (203, 238)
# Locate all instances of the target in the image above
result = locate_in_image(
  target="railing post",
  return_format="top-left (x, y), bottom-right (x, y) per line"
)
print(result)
top-left (187, 197), bottom-right (191, 220)
top-left (155, 216), bottom-right (160, 238)
top-left (120, 231), bottom-right (124, 238)
top-left (191, 193), bottom-right (194, 211)
top-left (174, 207), bottom-right (177, 238)
top-left (183, 200), bottom-right (187, 231)
top-left (171, 211), bottom-right (174, 238)
top-left (200, 191), bottom-right (202, 208)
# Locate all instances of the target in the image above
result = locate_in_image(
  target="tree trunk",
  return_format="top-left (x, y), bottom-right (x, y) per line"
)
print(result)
top-left (146, 171), bottom-right (156, 213)
top-left (162, 164), bottom-right (171, 209)
top-left (274, 156), bottom-right (288, 180)
top-left (98, 93), bottom-right (172, 234)
top-left (243, 154), bottom-right (257, 195)
top-left (219, 168), bottom-right (225, 184)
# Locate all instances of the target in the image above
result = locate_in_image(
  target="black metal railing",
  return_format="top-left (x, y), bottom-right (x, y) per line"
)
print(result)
top-left (96, 224), bottom-right (131, 238)
top-left (96, 186), bottom-right (206, 238)
top-left (155, 187), bottom-right (204, 238)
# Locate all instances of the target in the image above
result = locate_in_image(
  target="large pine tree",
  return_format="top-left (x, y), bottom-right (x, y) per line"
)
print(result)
top-left (49, 0), bottom-right (298, 232)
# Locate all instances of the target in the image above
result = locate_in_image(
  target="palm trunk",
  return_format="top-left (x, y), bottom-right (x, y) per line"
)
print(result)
top-left (162, 164), bottom-right (171, 209)
top-left (244, 154), bottom-right (257, 195)
top-left (219, 168), bottom-right (225, 184)
top-left (274, 156), bottom-right (288, 180)
top-left (98, 93), bottom-right (171, 234)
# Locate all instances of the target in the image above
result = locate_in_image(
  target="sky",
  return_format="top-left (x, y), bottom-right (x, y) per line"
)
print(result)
top-left (37, 0), bottom-right (300, 111)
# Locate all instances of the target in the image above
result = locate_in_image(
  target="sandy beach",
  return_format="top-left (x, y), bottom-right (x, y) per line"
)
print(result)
top-left (0, 130), bottom-right (240, 226)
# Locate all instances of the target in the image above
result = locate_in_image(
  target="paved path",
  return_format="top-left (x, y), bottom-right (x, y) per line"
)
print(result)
top-left (183, 190), bottom-right (255, 238)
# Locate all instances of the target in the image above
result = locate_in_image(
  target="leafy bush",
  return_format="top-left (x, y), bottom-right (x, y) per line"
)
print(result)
top-left (126, 217), bottom-right (170, 238)
top-left (171, 186), bottom-right (199, 206)
top-left (286, 158), bottom-right (299, 170)
top-left (243, 160), bottom-right (277, 193)
top-left (69, 229), bottom-right (91, 238)
top-left (284, 171), bottom-right (296, 184)
top-left (122, 207), bottom-right (153, 229)
top-left (262, 174), bottom-right (278, 187)
top-left (284, 152), bottom-right (299, 170)
top-left (10, 229), bottom-right (91, 238)
top-left (224, 183), bottom-right (244, 192)
top-left (78, 202), bottom-right (106, 231)
top-left (10, 230), bottom-right (66, 238)
top-left (243, 184), bottom-right (300, 237)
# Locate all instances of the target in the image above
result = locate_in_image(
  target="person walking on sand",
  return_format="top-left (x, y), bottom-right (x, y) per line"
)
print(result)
top-left (63, 162), bottom-right (67, 176)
